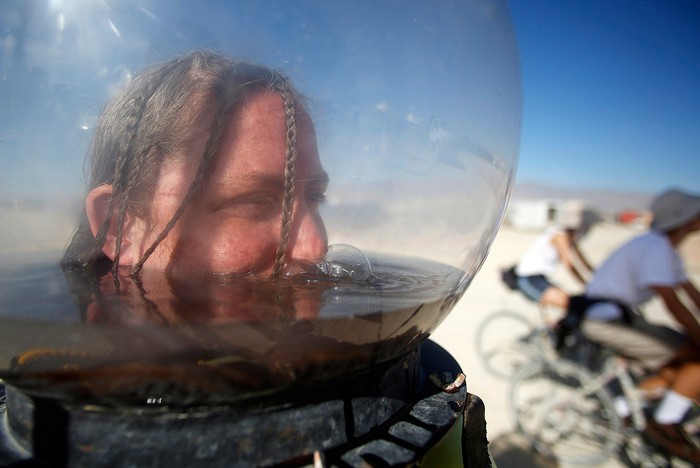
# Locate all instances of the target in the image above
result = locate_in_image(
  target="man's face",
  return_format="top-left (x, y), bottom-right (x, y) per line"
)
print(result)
top-left (130, 91), bottom-right (329, 279)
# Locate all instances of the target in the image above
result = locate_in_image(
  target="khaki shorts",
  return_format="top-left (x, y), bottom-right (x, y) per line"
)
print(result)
top-left (581, 315), bottom-right (686, 371)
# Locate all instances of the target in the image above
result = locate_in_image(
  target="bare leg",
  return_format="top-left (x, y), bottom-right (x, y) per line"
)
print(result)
top-left (641, 345), bottom-right (700, 401)
top-left (639, 368), bottom-right (675, 399)
top-left (670, 361), bottom-right (700, 400)
top-left (539, 286), bottom-right (569, 311)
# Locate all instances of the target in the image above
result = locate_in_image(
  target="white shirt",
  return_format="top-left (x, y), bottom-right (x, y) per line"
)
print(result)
top-left (516, 225), bottom-right (565, 277)
top-left (586, 230), bottom-right (687, 320)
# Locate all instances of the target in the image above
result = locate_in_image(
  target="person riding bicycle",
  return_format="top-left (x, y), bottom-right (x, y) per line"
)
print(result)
top-left (578, 188), bottom-right (700, 464)
top-left (513, 210), bottom-right (597, 311)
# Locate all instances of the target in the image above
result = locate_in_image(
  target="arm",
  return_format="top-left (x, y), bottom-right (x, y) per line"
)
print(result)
top-left (680, 280), bottom-right (700, 311)
top-left (570, 239), bottom-right (595, 273)
top-left (551, 231), bottom-right (587, 284)
top-left (652, 285), bottom-right (700, 348)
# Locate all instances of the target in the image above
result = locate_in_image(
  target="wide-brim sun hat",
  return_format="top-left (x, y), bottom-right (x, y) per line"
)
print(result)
top-left (650, 189), bottom-right (700, 232)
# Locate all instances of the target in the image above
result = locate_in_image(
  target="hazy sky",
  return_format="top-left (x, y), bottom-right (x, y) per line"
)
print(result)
top-left (3, 0), bottom-right (696, 201)
top-left (0, 0), bottom-right (520, 202)
top-left (508, 0), bottom-right (700, 194)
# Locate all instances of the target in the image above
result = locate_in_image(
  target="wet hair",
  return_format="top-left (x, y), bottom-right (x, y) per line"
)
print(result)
top-left (61, 50), bottom-right (300, 279)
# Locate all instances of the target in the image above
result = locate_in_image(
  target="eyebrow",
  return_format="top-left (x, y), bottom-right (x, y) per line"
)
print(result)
top-left (301, 171), bottom-right (330, 186)
top-left (215, 171), bottom-right (329, 186)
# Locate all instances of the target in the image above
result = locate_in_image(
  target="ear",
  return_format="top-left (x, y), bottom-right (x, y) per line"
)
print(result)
top-left (85, 185), bottom-right (142, 264)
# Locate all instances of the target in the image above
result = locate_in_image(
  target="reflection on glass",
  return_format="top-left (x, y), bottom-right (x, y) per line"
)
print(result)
top-left (0, 1), bottom-right (521, 406)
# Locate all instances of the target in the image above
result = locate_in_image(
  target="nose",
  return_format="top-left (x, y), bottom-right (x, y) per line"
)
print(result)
top-left (286, 206), bottom-right (328, 262)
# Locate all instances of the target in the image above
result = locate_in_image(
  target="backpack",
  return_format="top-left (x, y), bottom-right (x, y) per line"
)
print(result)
top-left (500, 265), bottom-right (518, 290)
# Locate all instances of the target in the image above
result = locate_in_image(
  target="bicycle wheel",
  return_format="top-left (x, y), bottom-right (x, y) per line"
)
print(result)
top-left (475, 310), bottom-right (541, 379)
top-left (508, 360), bottom-right (623, 466)
top-left (620, 428), bottom-right (671, 468)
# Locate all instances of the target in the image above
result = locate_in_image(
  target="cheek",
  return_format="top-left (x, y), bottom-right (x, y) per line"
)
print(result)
top-left (171, 221), bottom-right (281, 274)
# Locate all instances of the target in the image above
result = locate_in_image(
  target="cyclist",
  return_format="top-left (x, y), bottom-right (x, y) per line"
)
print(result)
top-left (513, 210), bottom-right (597, 311)
top-left (578, 188), bottom-right (700, 464)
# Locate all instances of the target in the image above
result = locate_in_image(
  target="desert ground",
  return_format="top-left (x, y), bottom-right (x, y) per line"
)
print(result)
top-left (431, 222), bottom-right (700, 467)
top-left (1, 205), bottom-right (699, 466)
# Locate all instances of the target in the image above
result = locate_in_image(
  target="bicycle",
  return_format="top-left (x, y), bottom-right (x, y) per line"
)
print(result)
top-left (508, 335), bottom-right (699, 467)
top-left (476, 268), bottom-right (610, 381)
top-left (475, 266), bottom-right (579, 380)
top-left (475, 306), bottom-right (557, 379)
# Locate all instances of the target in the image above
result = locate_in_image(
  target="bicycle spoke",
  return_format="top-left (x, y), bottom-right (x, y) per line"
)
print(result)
top-left (508, 361), bottom-right (622, 466)
top-left (476, 310), bottom-right (542, 379)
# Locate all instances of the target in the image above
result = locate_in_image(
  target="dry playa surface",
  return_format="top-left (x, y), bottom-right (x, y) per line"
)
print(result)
top-left (431, 223), bottom-right (700, 467)
top-left (3, 207), bottom-right (700, 466)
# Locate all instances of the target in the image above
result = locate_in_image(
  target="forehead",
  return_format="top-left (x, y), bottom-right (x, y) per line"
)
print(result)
top-left (212, 91), bottom-right (318, 178)
top-left (154, 90), bottom-right (320, 202)
top-left (229, 90), bottom-right (287, 162)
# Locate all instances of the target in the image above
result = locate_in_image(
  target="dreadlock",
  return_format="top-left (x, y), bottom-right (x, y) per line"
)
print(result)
top-left (272, 77), bottom-right (298, 279)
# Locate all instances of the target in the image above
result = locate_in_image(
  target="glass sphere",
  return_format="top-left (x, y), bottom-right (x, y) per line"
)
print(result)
top-left (0, 0), bottom-right (520, 404)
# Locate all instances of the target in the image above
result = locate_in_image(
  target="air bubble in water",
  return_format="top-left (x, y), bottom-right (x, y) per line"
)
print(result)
top-left (319, 244), bottom-right (372, 281)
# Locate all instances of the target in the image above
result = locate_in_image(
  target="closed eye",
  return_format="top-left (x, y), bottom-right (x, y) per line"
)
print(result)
top-left (219, 192), bottom-right (282, 220)
top-left (305, 172), bottom-right (329, 207)
top-left (308, 192), bottom-right (327, 205)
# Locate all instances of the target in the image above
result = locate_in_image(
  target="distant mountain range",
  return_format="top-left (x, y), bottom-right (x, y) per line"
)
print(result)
top-left (510, 181), bottom-right (654, 214)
